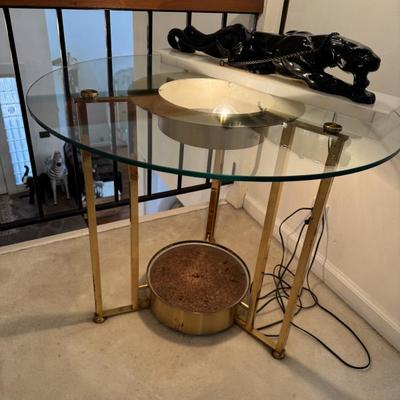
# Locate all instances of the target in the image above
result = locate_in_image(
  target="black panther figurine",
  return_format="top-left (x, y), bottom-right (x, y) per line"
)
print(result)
top-left (168, 24), bottom-right (381, 104)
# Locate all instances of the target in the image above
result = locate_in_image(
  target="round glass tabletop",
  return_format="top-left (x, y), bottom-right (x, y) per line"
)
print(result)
top-left (27, 55), bottom-right (400, 182)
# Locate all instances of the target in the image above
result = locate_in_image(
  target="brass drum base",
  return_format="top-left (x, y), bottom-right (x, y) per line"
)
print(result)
top-left (146, 241), bottom-right (250, 335)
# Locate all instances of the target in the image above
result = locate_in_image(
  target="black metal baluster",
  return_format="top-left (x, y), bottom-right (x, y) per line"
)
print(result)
top-left (205, 11), bottom-right (229, 184)
top-left (175, 11), bottom-right (194, 189)
top-left (105, 9), bottom-right (120, 202)
top-left (56, 8), bottom-right (83, 210)
top-left (3, 8), bottom-right (44, 218)
top-left (251, 13), bottom-right (259, 31)
top-left (279, 0), bottom-right (291, 34)
top-left (186, 11), bottom-right (192, 26)
top-left (177, 143), bottom-right (184, 189)
top-left (221, 12), bottom-right (228, 28)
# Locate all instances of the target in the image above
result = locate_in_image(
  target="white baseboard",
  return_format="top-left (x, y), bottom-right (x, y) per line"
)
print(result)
top-left (243, 193), bottom-right (400, 351)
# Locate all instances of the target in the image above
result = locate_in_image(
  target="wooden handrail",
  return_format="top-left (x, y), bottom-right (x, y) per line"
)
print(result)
top-left (0, 0), bottom-right (263, 13)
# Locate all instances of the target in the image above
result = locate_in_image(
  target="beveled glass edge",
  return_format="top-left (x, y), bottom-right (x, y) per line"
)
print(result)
top-left (25, 103), bottom-right (400, 182)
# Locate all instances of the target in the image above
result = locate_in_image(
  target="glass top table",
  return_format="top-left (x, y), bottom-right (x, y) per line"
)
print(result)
top-left (25, 54), bottom-right (400, 360)
top-left (26, 55), bottom-right (400, 182)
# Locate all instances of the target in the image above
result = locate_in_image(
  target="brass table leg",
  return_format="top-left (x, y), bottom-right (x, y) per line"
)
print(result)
top-left (273, 125), bottom-right (348, 357)
top-left (245, 124), bottom-right (295, 332)
top-left (242, 178), bottom-right (330, 357)
top-left (77, 93), bottom-right (105, 324)
top-left (75, 91), bottom-right (146, 322)
top-left (129, 165), bottom-right (140, 310)
top-left (239, 122), bottom-right (347, 359)
top-left (82, 150), bottom-right (105, 323)
top-left (205, 180), bottom-right (221, 242)
top-left (128, 99), bottom-right (140, 310)
top-left (245, 180), bottom-right (283, 331)
top-left (205, 149), bottom-right (224, 242)
top-left (274, 177), bottom-right (333, 356)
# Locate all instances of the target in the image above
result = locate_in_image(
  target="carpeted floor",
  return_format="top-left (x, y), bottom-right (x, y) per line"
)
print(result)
top-left (0, 192), bottom-right (87, 246)
top-left (0, 195), bottom-right (17, 241)
top-left (0, 205), bottom-right (399, 400)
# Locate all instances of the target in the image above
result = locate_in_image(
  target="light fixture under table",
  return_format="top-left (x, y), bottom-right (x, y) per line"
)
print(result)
top-left (27, 55), bottom-right (400, 360)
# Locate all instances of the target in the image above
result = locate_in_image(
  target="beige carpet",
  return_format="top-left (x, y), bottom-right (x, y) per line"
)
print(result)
top-left (0, 205), bottom-right (399, 400)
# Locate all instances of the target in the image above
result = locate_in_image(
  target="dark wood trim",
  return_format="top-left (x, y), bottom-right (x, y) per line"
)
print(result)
top-left (0, 0), bottom-right (263, 13)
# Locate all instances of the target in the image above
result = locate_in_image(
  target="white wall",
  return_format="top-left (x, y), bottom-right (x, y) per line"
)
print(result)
top-left (284, 0), bottom-right (400, 97)
top-left (245, 0), bottom-right (400, 348)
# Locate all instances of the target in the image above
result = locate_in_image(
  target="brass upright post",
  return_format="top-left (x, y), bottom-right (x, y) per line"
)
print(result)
top-left (205, 149), bottom-right (225, 242)
top-left (128, 99), bottom-right (140, 310)
top-left (245, 181), bottom-right (283, 329)
top-left (273, 177), bottom-right (333, 355)
top-left (245, 124), bottom-right (295, 330)
top-left (77, 89), bottom-right (105, 323)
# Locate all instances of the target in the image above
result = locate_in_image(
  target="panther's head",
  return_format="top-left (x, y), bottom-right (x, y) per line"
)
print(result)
top-left (324, 33), bottom-right (380, 103)
top-left (328, 33), bottom-right (380, 75)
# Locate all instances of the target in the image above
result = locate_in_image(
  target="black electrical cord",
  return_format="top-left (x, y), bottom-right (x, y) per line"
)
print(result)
top-left (256, 207), bottom-right (371, 369)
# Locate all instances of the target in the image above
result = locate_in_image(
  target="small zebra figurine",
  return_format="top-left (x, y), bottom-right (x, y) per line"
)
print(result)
top-left (46, 151), bottom-right (70, 205)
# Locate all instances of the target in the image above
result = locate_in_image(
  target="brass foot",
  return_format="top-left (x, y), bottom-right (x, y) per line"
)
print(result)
top-left (271, 349), bottom-right (286, 360)
top-left (93, 314), bottom-right (106, 324)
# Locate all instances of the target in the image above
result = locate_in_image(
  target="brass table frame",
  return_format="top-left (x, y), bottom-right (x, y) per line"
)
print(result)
top-left (75, 90), bottom-right (348, 360)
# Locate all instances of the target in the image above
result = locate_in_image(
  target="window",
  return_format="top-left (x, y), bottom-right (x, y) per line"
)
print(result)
top-left (0, 77), bottom-right (31, 184)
